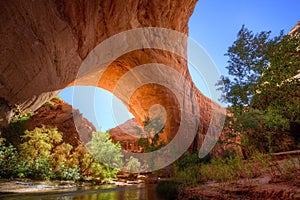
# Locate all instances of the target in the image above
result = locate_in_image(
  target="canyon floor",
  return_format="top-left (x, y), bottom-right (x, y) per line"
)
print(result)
top-left (179, 153), bottom-right (300, 200)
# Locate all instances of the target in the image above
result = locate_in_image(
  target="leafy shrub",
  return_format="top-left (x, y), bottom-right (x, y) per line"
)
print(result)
top-left (88, 131), bottom-right (123, 180)
top-left (53, 96), bottom-right (63, 101)
top-left (44, 101), bottom-right (56, 107)
top-left (21, 157), bottom-right (55, 180)
top-left (19, 126), bottom-right (62, 162)
top-left (2, 108), bottom-right (33, 146)
top-left (0, 128), bottom-right (129, 181)
top-left (11, 106), bottom-right (33, 124)
top-left (175, 152), bottom-right (201, 171)
top-left (0, 144), bottom-right (19, 178)
top-left (51, 143), bottom-right (73, 171)
top-left (69, 144), bottom-right (104, 177)
top-left (174, 165), bottom-right (202, 187)
top-left (57, 165), bottom-right (81, 181)
top-left (125, 156), bottom-right (141, 173)
top-left (173, 152), bottom-right (256, 185)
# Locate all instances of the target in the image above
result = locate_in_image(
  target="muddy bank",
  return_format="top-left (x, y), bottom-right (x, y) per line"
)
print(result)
top-left (0, 179), bottom-right (79, 194)
top-left (0, 173), bottom-right (160, 194)
top-left (179, 165), bottom-right (300, 200)
top-left (176, 152), bottom-right (300, 199)
top-left (179, 175), bottom-right (300, 199)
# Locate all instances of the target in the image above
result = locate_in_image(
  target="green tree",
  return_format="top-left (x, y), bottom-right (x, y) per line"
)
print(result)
top-left (18, 126), bottom-right (63, 179)
top-left (1, 127), bottom-right (119, 180)
top-left (218, 25), bottom-right (300, 155)
top-left (0, 131), bottom-right (4, 145)
top-left (255, 33), bottom-right (300, 123)
top-left (88, 131), bottom-right (123, 179)
top-left (18, 126), bottom-right (82, 180)
top-left (0, 141), bottom-right (19, 178)
top-left (19, 126), bottom-right (62, 162)
top-left (138, 116), bottom-right (165, 152)
top-left (69, 144), bottom-right (104, 177)
top-left (217, 25), bottom-right (283, 113)
top-left (125, 156), bottom-right (141, 173)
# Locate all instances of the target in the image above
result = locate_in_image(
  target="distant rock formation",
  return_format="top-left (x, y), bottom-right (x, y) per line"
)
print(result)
top-left (109, 119), bottom-right (143, 152)
top-left (289, 21), bottom-right (300, 36)
top-left (28, 98), bottom-right (96, 147)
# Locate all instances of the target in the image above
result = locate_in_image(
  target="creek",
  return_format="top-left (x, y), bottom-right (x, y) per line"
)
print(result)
top-left (0, 183), bottom-right (159, 200)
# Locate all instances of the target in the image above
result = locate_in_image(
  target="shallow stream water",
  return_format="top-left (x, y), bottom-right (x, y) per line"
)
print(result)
top-left (0, 183), bottom-right (159, 200)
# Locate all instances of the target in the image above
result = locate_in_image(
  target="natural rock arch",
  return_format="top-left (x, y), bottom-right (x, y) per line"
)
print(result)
top-left (0, 0), bottom-right (224, 152)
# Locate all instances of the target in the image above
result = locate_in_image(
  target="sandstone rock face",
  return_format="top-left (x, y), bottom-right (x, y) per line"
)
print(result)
top-left (28, 98), bottom-right (96, 147)
top-left (0, 0), bottom-right (196, 111)
top-left (109, 118), bottom-right (144, 152)
top-left (0, 0), bottom-right (225, 153)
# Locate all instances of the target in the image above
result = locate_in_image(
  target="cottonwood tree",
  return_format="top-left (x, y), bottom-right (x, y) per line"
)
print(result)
top-left (217, 25), bottom-right (283, 112)
top-left (217, 26), bottom-right (300, 155)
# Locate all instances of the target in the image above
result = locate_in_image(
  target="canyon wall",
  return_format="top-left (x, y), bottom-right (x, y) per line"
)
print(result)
top-left (0, 0), bottom-right (225, 152)
top-left (28, 98), bottom-right (96, 147)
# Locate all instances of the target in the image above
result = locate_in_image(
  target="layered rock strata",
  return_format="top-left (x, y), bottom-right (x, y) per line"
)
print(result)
top-left (0, 0), bottom-right (225, 151)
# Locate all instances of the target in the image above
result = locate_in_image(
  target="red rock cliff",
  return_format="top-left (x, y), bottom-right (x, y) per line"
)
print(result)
top-left (28, 98), bottom-right (96, 147)
top-left (0, 0), bottom-right (225, 152)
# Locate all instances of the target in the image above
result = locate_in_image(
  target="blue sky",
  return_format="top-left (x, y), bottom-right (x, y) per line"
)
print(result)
top-left (59, 0), bottom-right (300, 131)
top-left (189, 0), bottom-right (300, 76)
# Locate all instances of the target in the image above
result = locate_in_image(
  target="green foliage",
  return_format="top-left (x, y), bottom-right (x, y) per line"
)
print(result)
top-left (19, 126), bottom-right (62, 162)
top-left (11, 106), bottom-right (33, 124)
top-left (172, 152), bottom-right (209, 187)
top-left (17, 127), bottom-right (71, 180)
top-left (172, 149), bottom-right (300, 186)
top-left (53, 96), bottom-right (63, 101)
top-left (0, 127), bottom-right (124, 181)
top-left (173, 154), bottom-right (255, 186)
top-left (218, 25), bottom-right (300, 154)
top-left (138, 116), bottom-right (166, 152)
top-left (69, 144), bottom-right (104, 178)
top-left (174, 165), bottom-right (202, 187)
top-left (229, 108), bottom-right (294, 156)
top-left (51, 143), bottom-right (73, 171)
top-left (88, 131), bottom-right (123, 180)
top-left (175, 151), bottom-right (201, 171)
top-left (280, 156), bottom-right (299, 180)
top-left (125, 156), bottom-right (141, 173)
top-left (0, 144), bottom-right (20, 178)
top-left (3, 107), bottom-right (33, 146)
top-left (56, 165), bottom-right (81, 181)
top-left (198, 156), bottom-right (254, 183)
top-left (44, 100), bottom-right (56, 107)
top-left (138, 138), bottom-right (165, 153)
top-left (143, 116), bottom-right (165, 138)
top-left (255, 32), bottom-right (300, 122)
top-left (134, 116), bottom-right (167, 172)
top-left (21, 157), bottom-right (55, 180)
top-left (217, 25), bottom-right (283, 111)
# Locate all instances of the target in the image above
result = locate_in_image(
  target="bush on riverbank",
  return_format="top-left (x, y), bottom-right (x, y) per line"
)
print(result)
top-left (0, 128), bottom-right (123, 181)
top-left (170, 150), bottom-right (300, 188)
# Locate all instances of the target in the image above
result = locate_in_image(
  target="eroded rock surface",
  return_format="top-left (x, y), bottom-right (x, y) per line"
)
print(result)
top-left (28, 98), bottom-right (95, 147)
top-left (0, 0), bottom-right (196, 111)
top-left (0, 0), bottom-right (225, 151)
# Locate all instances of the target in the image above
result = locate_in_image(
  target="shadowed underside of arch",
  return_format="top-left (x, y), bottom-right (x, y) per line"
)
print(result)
top-left (0, 0), bottom-right (224, 151)
top-left (71, 49), bottom-right (185, 143)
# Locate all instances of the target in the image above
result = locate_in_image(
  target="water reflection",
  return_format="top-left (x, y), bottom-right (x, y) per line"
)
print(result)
top-left (0, 184), bottom-right (159, 200)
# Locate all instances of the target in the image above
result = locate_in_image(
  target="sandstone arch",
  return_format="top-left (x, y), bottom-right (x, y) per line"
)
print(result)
top-left (0, 0), bottom-right (224, 152)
